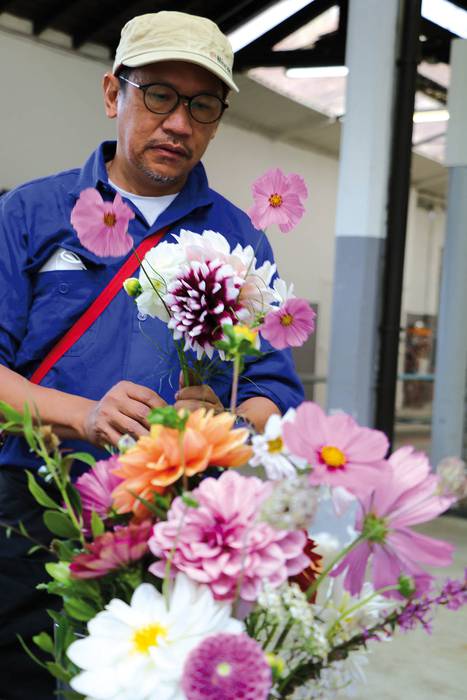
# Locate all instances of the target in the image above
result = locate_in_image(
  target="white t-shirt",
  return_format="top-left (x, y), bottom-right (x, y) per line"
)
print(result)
top-left (109, 179), bottom-right (178, 227)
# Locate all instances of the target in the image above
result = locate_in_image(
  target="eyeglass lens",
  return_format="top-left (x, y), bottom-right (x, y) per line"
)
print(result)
top-left (143, 84), bottom-right (224, 123)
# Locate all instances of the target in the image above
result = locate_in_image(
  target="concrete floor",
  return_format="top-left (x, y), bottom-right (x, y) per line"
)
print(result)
top-left (338, 515), bottom-right (467, 700)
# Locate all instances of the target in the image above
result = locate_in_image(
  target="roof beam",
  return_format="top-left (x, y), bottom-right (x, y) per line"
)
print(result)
top-left (235, 45), bottom-right (344, 70)
top-left (32, 0), bottom-right (80, 36)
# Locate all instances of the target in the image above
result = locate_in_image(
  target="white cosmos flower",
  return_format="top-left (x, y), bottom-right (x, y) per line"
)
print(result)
top-left (137, 241), bottom-right (187, 322)
top-left (67, 574), bottom-right (243, 700)
top-left (272, 277), bottom-right (295, 304)
top-left (250, 409), bottom-right (307, 480)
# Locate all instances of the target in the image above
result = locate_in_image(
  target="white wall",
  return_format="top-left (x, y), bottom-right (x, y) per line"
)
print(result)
top-left (1, 27), bottom-right (445, 408)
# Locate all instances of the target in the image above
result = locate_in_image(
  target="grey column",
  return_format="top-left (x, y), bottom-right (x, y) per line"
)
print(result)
top-left (326, 0), bottom-right (399, 425)
top-left (431, 39), bottom-right (467, 467)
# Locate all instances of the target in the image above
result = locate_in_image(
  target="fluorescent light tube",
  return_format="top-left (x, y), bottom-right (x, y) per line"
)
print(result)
top-left (227, 0), bottom-right (316, 52)
top-left (413, 109), bottom-right (450, 123)
top-left (286, 65), bottom-right (349, 78)
top-left (421, 0), bottom-right (467, 38)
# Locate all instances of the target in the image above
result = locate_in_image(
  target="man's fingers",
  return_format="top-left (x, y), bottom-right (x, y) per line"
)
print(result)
top-left (118, 381), bottom-right (166, 408)
top-left (176, 386), bottom-right (217, 403)
top-left (110, 413), bottom-right (149, 440)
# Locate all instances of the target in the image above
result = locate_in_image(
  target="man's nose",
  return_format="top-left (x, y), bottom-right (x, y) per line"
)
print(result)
top-left (161, 101), bottom-right (193, 135)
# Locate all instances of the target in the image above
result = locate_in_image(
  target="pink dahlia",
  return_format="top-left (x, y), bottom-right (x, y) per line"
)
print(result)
top-left (260, 298), bottom-right (316, 349)
top-left (332, 446), bottom-right (456, 597)
top-left (148, 470), bottom-right (307, 601)
top-left (182, 633), bottom-right (272, 700)
top-left (69, 521), bottom-right (152, 579)
top-left (71, 187), bottom-right (134, 257)
top-left (282, 402), bottom-right (389, 498)
top-left (249, 167), bottom-right (308, 233)
top-left (165, 259), bottom-right (245, 359)
top-left (75, 456), bottom-right (123, 530)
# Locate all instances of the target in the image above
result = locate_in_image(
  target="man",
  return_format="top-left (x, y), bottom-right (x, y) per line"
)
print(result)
top-left (0, 11), bottom-right (304, 698)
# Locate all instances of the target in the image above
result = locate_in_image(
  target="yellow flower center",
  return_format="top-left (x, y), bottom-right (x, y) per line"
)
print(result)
top-left (216, 662), bottom-right (232, 677)
top-left (280, 313), bottom-right (294, 327)
top-left (103, 212), bottom-right (117, 227)
top-left (268, 436), bottom-right (284, 453)
top-left (269, 193), bottom-right (283, 208)
top-left (132, 623), bottom-right (168, 654)
top-left (320, 445), bottom-right (347, 469)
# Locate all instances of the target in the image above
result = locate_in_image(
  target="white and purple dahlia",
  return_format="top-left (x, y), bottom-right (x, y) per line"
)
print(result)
top-left (165, 259), bottom-right (246, 359)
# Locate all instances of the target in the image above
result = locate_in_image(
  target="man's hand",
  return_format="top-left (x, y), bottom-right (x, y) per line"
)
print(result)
top-left (81, 381), bottom-right (166, 447)
top-left (174, 373), bottom-right (224, 414)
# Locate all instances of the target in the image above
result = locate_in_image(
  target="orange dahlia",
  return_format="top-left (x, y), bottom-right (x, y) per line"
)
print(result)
top-left (112, 409), bottom-right (252, 517)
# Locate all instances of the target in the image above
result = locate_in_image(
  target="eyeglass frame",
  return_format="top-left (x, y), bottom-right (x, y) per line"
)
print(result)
top-left (118, 76), bottom-right (229, 124)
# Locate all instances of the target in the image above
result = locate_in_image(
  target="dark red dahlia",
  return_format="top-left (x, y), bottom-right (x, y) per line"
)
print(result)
top-left (165, 259), bottom-right (245, 358)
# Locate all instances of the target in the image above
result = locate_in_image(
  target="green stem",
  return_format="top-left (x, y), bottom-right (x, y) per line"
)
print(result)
top-left (306, 535), bottom-right (365, 600)
top-left (230, 355), bottom-right (241, 414)
top-left (176, 341), bottom-right (190, 388)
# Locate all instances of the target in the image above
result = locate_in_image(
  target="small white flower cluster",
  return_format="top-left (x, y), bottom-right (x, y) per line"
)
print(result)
top-left (260, 475), bottom-right (319, 530)
top-left (250, 410), bottom-right (307, 481)
top-left (436, 456), bottom-right (467, 501)
top-left (258, 582), bottom-right (329, 660)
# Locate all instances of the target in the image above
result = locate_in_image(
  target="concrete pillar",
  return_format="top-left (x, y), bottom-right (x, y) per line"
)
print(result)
top-left (327, 0), bottom-right (400, 425)
top-left (431, 39), bottom-right (467, 467)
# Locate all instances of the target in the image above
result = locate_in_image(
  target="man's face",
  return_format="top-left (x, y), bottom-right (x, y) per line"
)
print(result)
top-left (104, 61), bottom-right (224, 195)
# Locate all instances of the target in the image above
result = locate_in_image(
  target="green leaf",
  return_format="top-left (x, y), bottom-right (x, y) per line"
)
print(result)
top-left (91, 510), bottom-right (105, 538)
top-left (181, 493), bottom-right (199, 508)
top-left (32, 631), bottom-right (54, 655)
top-left (65, 482), bottom-right (83, 518)
top-left (64, 597), bottom-right (97, 622)
top-left (27, 544), bottom-right (42, 555)
top-left (0, 401), bottom-right (23, 423)
top-left (45, 561), bottom-right (71, 583)
top-left (67, 452), bottom-right (96, 467)
top-left (45, 661), bottom-right (71, 683)
top-left (52, 539), bottom-right (78, 562)
top-left (43, 510), bottom-right (81, 539)
top-left (26, 470), bottom-right (61, 510)
top-left (22, 403), bottom-right (36, 451)
top-left (16, 635), bottom-right (47, 670)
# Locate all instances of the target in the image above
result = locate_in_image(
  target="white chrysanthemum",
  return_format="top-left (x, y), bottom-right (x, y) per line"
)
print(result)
top-left (67, 574), bottom-right (243, 700)
top-left (250, 410), bottom-right (307, 480)
top-left (136, 241), bottom-right (187, 321)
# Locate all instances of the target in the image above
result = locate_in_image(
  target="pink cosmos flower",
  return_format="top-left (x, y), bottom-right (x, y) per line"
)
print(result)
top-left (260, 297), bottom-right (316, 349)
top-left (332, 446), bottom-right (456, 597)
top-left (69, 521), bottom-right (152, 579)
top-left (182, 633), bottom-right (272, 700)
top-left (148, 470), bottom-right (307, 601)
top-left (75, 456), bottom-right (123, 530)
top-left (71, 187), bottom-right (134, 257)
top-left (282, 402), bottom-right (389, 498)
top-left (249, 168), bottom-right (308, 233)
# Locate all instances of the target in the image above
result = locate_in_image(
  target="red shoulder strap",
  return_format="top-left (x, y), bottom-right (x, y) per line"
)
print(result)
top-left (30, 226), bottom-right (170, 385)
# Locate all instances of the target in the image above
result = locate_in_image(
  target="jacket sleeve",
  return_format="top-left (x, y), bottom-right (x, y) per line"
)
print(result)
top-left (236, 228), bottom-right (305, 413)
top-left (0, 191), bottom-right (32, 368)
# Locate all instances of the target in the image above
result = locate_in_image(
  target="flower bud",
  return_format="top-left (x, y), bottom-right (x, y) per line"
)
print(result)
top-left (123, 278), bottom-right (142, 298)
top-left (398, 574), bottom-right (416, 598)
top-left (265, 653), bottom-right (285, 680)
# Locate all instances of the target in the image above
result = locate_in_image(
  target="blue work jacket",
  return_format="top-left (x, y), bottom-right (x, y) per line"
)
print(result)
top-left (0, 142), bottom-right (304, 474)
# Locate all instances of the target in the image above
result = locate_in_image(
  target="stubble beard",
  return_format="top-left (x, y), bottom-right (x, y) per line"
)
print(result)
top-left (135, 158), bottom-right (180, 186)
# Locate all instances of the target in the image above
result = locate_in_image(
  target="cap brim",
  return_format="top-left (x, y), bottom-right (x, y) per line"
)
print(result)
top-left (113, 49), bottom-right (239, 92)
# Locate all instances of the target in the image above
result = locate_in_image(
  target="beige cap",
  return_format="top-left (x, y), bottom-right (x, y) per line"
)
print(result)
top-left (113, 11), bottom-right (239, 92)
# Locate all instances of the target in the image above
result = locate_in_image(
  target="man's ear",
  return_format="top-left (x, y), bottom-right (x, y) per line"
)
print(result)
top-left (103, 73), bottom-right (120, 119)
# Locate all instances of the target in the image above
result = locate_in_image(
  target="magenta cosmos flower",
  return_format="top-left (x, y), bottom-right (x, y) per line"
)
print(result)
top-left (282, 402), bottom-right (389, 498)
top-left (69, 521), bottom-right (152, 579)
top-left (75, 456), bottom-right (123, 530)
top-left (260, 297), bottom-right (316, 349)
top-left (182, 633), bottom-right (272, 700)
top-left (148, 470), bottom-right (307, 601)
top-left (71, 187), bottom-right (134, 257)
top-left (249, 167), bottom-right (308, 233)
top-left (332, 446), bottom-right (456, 597)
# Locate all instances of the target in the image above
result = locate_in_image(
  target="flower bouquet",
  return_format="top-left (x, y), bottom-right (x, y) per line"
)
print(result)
top-left (1, 168), bottom-right (466, 700)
